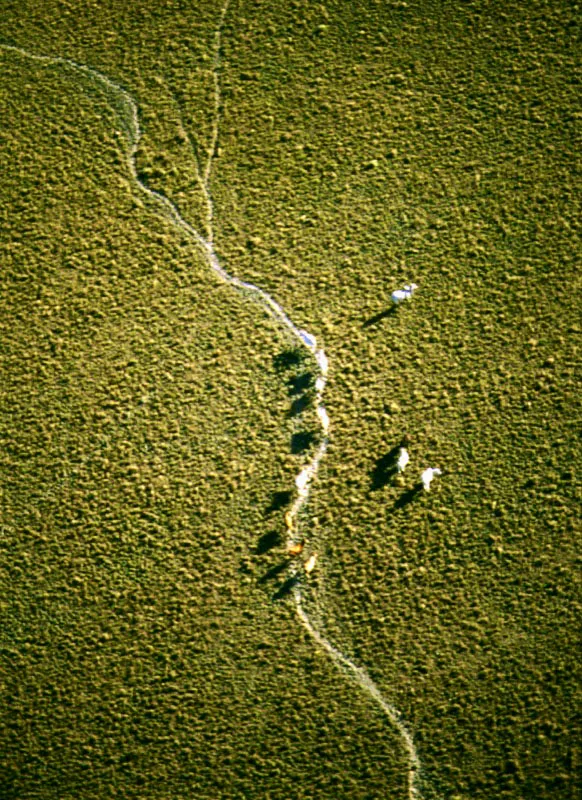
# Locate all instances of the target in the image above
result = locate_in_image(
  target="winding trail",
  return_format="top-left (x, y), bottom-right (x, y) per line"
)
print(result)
top-left (2, 5), bottom-right (424, 797)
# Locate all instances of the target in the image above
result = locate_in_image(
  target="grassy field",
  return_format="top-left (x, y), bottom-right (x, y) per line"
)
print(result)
top-left (1, 1), bottom-right (580, 798)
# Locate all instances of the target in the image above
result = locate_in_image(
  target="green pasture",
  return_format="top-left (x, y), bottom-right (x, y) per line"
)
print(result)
top-left (1, 1), bottom-right (579, 798)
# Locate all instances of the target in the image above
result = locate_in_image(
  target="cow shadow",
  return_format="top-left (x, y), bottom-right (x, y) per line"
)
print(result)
top-left (362, 306), bottom-right (397, 329)
top-left (291, 431), bottom-right (317, 454)
top-left (288, 372), bottom-right (314, 396)
top-left (370, 444), bottom-right (402, 490)
top-left (272, 574), bottom-right (300, 601)
top-left (255, 530), bottom-right (282, 555)
top-left (393, 483), bottom-right (423, 510)
top-left (258, 560), bottom-right (289, 585)
top-left (289, 394), bottom-right (312, 417)
top-left (273, 349), bottom-right (302, 371)
top-left (265, 490), bottom-right (292, 515)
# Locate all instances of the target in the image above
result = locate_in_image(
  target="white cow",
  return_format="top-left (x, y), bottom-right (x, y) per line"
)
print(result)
top-left (396, 447), bottom-right (409, 473)
top-left (391, 283), bottom-right (418, 304)
top-left (421, 467), bottom-right (442, 491)
top-left (299, 329), bottom-right (317, 349)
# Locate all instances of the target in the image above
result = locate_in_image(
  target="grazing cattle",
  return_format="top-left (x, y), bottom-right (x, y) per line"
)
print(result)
top-left (421, 467), bottom-right (442, 491)
top-left (304, 554), bottom-right (317, 574)
top-left (396, 447), bottom-right (410, 473)
top-left (391, 283), bottom-right (418, 304)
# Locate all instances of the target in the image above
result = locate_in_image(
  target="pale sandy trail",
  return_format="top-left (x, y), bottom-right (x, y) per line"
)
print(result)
top-left (2, 6), bottom-right (426, 795)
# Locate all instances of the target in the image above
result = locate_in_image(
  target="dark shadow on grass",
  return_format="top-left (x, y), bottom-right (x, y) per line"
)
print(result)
top-left (274, 349), bottom-right (302, 371)
top-left (289, 394), bottom-right (312, 417)
top-left (272, 574), bottom-right (300, 601)
top-left (258, 561), bottom-right (289, 585)
top-left (393, 483), bottom-right (424, 510)
top-left (255, 530), bottom-right (282, 555)
top-left (291, 431), bottom-right (317, 454)
top-left (288, 372), bottom-right (314, 395)
top-left (370, 444), bottom-right (402, 490)
top-left (265, 490), bottom-right (292, 514)
top-left (362, 305), bottom-right (397, 328)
